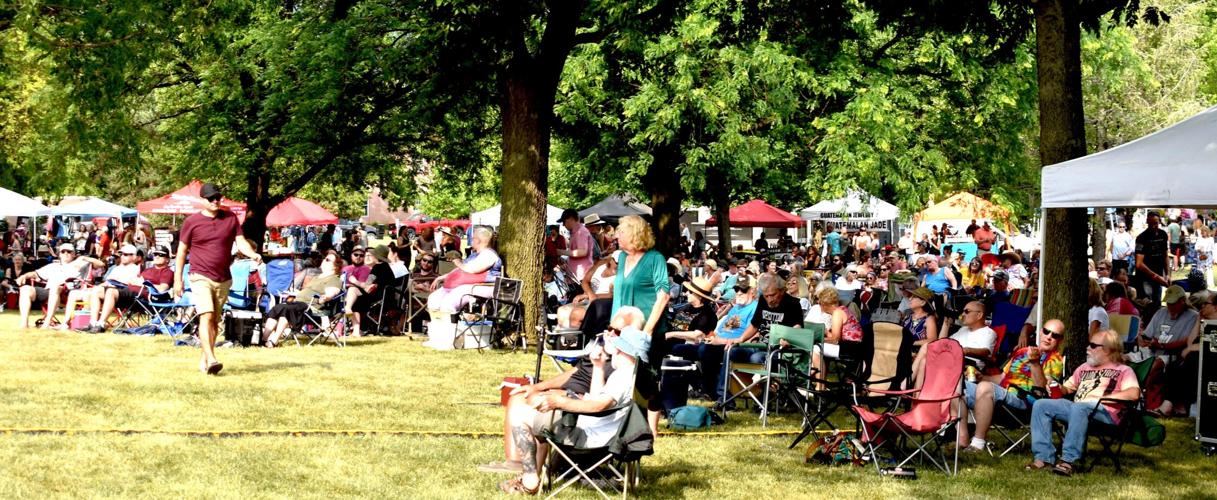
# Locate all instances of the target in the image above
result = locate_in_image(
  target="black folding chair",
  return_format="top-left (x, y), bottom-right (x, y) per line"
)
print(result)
top-left (456, 276), bottom-right (523, 350)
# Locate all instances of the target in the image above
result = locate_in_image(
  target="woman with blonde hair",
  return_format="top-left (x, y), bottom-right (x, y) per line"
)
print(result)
top-left (609, 215), bottom-right (670, 435)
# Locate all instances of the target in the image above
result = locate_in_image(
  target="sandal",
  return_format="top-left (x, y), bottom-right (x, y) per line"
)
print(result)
top-left (206, 362), bottom-right (224, 375)
top-left (1052, 461), bottom-right (1074, 477)
top-left (498, 477), bottom-right (540, 495)
top-left (477, 460), bottom-right (523, 474)
top-left (1024, 460), bottom-right (1050, 471)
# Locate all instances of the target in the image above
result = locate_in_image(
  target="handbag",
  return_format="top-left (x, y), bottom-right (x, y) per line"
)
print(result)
top-left (804, 431), bottom-right (865, 466)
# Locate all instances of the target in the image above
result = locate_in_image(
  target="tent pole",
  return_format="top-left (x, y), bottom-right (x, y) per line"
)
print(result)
top-left (1036, 210), bottom-right (1046, 332)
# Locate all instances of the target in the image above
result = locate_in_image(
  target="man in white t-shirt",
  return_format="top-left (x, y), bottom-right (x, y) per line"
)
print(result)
top-left (951, 300), bottom-right (997, 369)
top-left (496, 312), bottom-right (650, 495)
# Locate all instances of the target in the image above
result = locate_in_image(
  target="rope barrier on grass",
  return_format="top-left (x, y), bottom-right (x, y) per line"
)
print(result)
top-left (0, 428), bottom-right (828, 438)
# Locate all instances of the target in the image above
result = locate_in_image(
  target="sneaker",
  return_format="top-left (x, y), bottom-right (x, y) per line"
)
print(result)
top-left (960, 445), bottom-right (988, 455)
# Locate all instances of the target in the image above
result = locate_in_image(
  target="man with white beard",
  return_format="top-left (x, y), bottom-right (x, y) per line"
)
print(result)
top-left (1026, 329), bottom-right (1141, 477)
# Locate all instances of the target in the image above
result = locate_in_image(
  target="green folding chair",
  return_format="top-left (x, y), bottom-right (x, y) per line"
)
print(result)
top-left (719, 324), bottom-right (824, 426)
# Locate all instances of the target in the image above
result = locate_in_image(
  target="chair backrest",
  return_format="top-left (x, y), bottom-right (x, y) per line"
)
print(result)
top-left (264, 258), bottom-right (295, 296)
top-left (902, 339), bottom-right (964, 432)
top-left (868, 321), bottom-right (904, 389)
top-left (227, 259), bottom-right (256, 309)
top-left (494, 276), bottom-right (523, 303)
top-left (436, 260), bottom-right (457, 276)
top-left (1109, 313), bottom-right (1139, 344)
top-left (992, 301), bottom-right (1033, 354)
top-left (769, 324), bottom-right (824, 351)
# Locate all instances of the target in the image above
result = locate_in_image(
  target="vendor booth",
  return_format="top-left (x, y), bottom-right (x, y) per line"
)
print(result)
top-left (799, 189), bottom-right (900, 245)
top-left (578, 194), bottom-right (651, 221)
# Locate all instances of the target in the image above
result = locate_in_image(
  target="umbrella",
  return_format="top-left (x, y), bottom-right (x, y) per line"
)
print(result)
top-left (136, 180), bottom-right (247, 217)
top-left (578, 194), bottom-right (651, 220)
top-left (266, 197), bottom-right (339, 227)
top-left (0, 187), bottom-right (51, 217)
top-left (52, 197), bottom-right (137, 218)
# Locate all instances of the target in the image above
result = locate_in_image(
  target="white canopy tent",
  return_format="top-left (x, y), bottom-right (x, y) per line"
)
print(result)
top-left (1039, 104), bottom-right (1217, 331)
top-left (1043, 105), bottom-right (1217, 208)
top-left (52, 197), bottom-right (138, 218)
top-left (470, 204), bottom-right (566, 227)
top-left (0, 187), bottom-right (51, 217)
top-left (799, 189), bottom-right (900, 245)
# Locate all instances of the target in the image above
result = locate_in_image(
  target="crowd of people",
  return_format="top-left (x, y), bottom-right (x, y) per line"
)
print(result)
top-left (3, 193), bottom-right (1211, 487)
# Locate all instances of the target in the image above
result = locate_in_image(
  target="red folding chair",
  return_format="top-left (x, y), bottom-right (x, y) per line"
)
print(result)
top-left (852, 338), bottom-right (964, 476)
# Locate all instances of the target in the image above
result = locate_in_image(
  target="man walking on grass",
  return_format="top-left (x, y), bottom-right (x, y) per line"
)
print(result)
top-left (173, 183), bottom-right (262, 375)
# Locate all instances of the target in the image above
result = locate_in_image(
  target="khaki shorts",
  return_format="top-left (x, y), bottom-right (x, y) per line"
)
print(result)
top-left (189, 273), bottom-right (232, 316)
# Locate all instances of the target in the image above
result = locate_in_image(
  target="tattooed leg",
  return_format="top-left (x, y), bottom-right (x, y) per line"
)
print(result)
top-left (512, 426), bottom-right (541, 489)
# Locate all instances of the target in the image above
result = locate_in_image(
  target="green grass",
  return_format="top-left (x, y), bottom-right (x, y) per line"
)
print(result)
top-left (0, 311), bottom-right (1213, 499)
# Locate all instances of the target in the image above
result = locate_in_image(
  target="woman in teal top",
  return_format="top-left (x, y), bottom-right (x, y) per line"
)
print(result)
top-left (610, 215), bottom-right (671, 365)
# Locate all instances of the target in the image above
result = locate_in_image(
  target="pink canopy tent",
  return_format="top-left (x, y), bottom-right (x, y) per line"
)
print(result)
top-left (705, 199), bottom-right (802, 228)
top-left (136, 180), bottom-right (247, 217)
top-left (266, 197), bottom-right (338, 227)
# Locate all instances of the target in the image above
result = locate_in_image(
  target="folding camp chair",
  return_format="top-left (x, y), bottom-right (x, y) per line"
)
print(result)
top-left (1077, 356), bottom-right (1162, 472)
top-left (259, 258), bottom-right (296, 312)
top-left (223, 259), bottom-right (258, 311)
top-left (541, 367), bottom-right (653, 499)
top-left (456, 276), bottom-right (523, 350)
top-left (852, 338), bottom-right (965, 476)
top-left (294, 290), bottom-right (349, 347)
top-left (717, 324), bottom-right (822, 425)
top-left (984, 387), bottom-right (1035, 457)
top-left (364, 274), bottom-right (407, 335)
top-left (991, 301), bottom-right (1032, 355)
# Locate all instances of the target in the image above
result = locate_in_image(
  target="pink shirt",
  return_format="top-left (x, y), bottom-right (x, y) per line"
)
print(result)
top-left (568, 223), bottom-right (595, 281)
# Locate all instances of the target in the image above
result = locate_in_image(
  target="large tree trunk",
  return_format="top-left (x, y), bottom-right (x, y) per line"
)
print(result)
top-left (499, 70), bottom-right (550, 346)
top-left (1035, 0), bottom-right (1091, 371)
top-left (242, 168), bottom-right (273, 250)
top-left (646, 152), bottom-right (683, 257)
top-left (706, 166), bottom-right (732, 252)
top-left (497, 5), bottom-right (579, 345)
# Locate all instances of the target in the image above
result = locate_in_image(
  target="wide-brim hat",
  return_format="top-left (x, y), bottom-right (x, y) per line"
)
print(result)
top-left (683, 276), bottom-right (716, 301)
top-left (583, 213), bottom-right (605, 225)
top-left (1164, 285), bottom-right (1187, 304)
top-left (910, 287), bottom-right (934, 302)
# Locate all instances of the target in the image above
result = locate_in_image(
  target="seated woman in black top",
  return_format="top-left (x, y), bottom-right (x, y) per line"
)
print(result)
top-left (664, 276), bottom-right (720, 349)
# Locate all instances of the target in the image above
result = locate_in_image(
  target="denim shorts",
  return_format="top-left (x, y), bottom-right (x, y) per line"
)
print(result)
top-left (964, 381), bottom-right (1029, 411)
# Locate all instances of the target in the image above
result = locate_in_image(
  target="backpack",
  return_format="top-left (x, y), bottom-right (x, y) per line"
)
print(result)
top-left (667, 405), bottom-right (713, 430)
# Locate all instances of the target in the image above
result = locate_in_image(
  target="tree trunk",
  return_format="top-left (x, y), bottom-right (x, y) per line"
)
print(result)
top-left (707, 166), bottom-right (732, 252)
top-left (499, 70), bottom-right (550, 345)
top-left (242, 168), bottom-right (273, 250)
top-left (1035, 0), bottom-right (1091, 371)
top-left (1092, 206), bottom-right (1107, 262)
top-left (646, 151), bottom-right (683, 257)
top-left (497, 5), bottom-right (579, 344)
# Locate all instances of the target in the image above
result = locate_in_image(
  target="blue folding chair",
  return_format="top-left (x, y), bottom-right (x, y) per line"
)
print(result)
top-left (225, 259), bottom-right (258, 311)
top-left (260, 258), bottom-right (296, 312)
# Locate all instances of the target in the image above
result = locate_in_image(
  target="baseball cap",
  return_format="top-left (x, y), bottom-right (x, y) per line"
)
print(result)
top-left (151, 245), bottom-right (170, 257)
top-left (370, 245), bottom-right (390, 261)
top-left (199, 183), bottom-right (223, 200)
top-left (119, 244), bottom-right (139, 255)
top-left (557, 208), bottom-right (580, 224)
top-left (992, 269), bottom-right (1009, 281)
top-left (1164, 285), bottom-right (1187, 305)
top-left (57, 243), bottom-right (76, 253)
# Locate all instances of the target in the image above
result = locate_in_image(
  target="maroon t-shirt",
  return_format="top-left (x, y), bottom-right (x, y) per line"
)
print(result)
top-left (180, 210), bottom-right (242, 282)
top-left (128, 266), bottom-right (175, 294)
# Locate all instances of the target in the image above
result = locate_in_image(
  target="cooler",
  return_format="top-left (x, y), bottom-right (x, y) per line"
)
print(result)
top-left (223, 309), bottom-right (263, 347)
top-left (659, 357), bottom-right (697, 412)
top-left (457, 320), bottom-right (493, 350)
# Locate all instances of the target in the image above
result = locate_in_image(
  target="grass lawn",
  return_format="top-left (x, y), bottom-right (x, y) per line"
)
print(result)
top-left (0, 310), bottom-right (1213, 499)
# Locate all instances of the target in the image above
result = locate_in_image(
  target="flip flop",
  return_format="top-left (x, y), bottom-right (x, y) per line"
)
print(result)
top-left (1052, 461), bottom-right (1074, 477)
top-left (206, 362), bottom-right (224, 375)
top-left (1025, 460), bottom-right (1051, 471)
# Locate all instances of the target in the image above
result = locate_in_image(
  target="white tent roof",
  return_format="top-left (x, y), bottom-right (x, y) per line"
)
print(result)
top-left (470, 204), bottom-right (566, 227)
top-left (1042, 105), bottom-right (1217, 208)
top-left (52, 197), bottom-right (137, 218)
top-left (0, 187), bottom-right (51, 217)
top-left (799, 189), bottom-right (899, 222)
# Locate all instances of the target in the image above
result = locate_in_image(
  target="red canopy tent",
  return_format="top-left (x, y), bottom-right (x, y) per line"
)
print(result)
top-left (266, 197), bottom-right (338, 227)
top-left (705, 199), bottom-right (802, 228)
top-left (136, 180), bottom-right (247, 217)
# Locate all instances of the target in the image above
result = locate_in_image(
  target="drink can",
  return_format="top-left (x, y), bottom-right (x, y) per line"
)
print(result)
top-left (1048, 380), bottom-right (1063, 399)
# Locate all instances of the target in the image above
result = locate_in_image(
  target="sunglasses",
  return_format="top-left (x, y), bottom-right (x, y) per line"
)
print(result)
top-left (351, 253), bottom-right (364, 257)
top-left (59, 250), bottom-right (75, 254)
top-left (963, 308), bottom-right (982, 314)
top-left (121, 252), bottom-right (136, 256)
top-left (1087, 342), bottom-right (1104, 350)
top-left (206, 196), bottom-right (222, 203)
top-left (1042, 328), bottom-right (1064, 340)
top-left (152, 252), bottom-right (168, 257)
